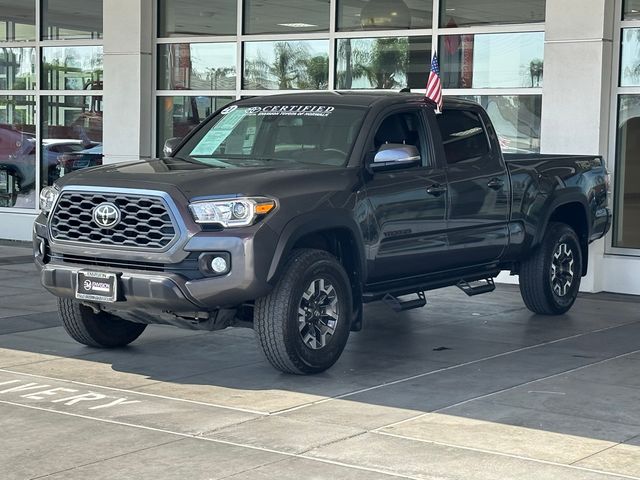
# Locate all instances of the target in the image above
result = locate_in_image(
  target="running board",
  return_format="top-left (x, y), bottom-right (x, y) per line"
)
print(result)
top-left (382, 291), bottom-right (427, 312)
top-left (457, 278), bottom-right (495, 297)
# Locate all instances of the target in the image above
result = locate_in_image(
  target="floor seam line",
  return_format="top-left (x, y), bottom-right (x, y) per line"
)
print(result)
top-left (374, 347), bottom-right (640, 432)
top-left (374, 431), bottom-right (640, 480)
top-left (29, 438), bottom-right (186, 479)
top-left (0, 399), bottom-right (422, 480)
top-left (272, 322), bottom-right (640, 416)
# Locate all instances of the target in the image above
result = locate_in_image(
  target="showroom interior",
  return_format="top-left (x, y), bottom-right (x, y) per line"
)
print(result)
top-left (0, 0), bottom-right (639, 294)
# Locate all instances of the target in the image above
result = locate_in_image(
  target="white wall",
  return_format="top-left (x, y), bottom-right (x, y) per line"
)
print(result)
top-left (536, 0), bottom-right (615, 293)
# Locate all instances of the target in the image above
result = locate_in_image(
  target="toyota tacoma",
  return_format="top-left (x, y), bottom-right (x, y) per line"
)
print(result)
top-left (34, 92), bottom-right (611, 374)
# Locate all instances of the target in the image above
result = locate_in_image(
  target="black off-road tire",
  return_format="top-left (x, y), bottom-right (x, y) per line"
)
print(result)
top-left (519, 222), bottom-right (582, 315)
top-left (254, 249), bottom-right (352, 375)
top-left (58, 298), bottom-right (147, 347)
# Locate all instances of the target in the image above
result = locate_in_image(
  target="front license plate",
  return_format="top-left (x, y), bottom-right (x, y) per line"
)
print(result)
top-left (76, 271), bottom-right (118, 302)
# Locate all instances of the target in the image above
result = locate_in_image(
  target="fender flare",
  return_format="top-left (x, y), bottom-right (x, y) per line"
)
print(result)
top-left (532, 190), bottom-right (591, 247)
top-left (267, 210), bottom-right (366, 284)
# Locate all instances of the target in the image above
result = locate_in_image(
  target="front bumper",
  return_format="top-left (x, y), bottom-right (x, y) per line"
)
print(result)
top-left (34, 216), bottom-right (278, 313)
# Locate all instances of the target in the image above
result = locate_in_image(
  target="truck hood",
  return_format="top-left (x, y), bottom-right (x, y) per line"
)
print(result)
top-left (56, 157), bottom-right (359, 202)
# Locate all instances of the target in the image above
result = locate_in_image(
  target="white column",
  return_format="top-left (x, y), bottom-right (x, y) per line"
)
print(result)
top-left (102, 0), bottom-right (154, 163)
top-left (539, 0), bottom-right (616, 292)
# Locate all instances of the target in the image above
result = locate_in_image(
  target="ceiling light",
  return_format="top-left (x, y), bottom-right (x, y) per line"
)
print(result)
top-left (277, 23), bottom-right (318, 28)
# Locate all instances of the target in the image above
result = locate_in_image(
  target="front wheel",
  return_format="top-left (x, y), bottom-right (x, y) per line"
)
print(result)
top-left (58, 299), bottom-right (147, 347)
top-left (519, 222), bottom-right (583, 315)
top-left (254, 249), bottom-right (352, 374)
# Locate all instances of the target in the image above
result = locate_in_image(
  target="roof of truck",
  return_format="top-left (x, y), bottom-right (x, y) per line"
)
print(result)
top-left (235, 91), bottom-right (479, 109)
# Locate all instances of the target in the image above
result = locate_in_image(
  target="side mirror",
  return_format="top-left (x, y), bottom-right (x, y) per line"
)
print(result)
top-left (163, 137), bottom-right (183, 157)
top-left (370, 143), bottom-right (421, 172)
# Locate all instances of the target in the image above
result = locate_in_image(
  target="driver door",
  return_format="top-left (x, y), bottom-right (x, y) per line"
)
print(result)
top-left (364, 107), bottom-right (449, 283)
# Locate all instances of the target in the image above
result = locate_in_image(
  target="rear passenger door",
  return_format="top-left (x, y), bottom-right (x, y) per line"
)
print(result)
top-left (433, 107), bottom-right (510, 268)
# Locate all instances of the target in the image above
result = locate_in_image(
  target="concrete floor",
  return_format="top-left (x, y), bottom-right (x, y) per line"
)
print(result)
top-left (1, 244), bottom-right (640, 479)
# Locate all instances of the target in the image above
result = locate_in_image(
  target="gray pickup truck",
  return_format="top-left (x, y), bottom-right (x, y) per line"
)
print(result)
top-left (34, 92), bottom-right (611, 374)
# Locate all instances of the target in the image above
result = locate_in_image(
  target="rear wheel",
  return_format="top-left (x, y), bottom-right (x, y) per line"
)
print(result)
top-left (519, 222), bottom-right (582, 315)
top-left (58, 298), bottom-right (146, 347)
top-left (254, 249), bottom-right (352, 374)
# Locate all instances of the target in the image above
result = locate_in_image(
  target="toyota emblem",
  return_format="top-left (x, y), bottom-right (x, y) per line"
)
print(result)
top-left (93, 202), bottom-right (121, 229)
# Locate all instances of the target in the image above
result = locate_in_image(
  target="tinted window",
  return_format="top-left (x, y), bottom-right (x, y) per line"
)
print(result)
top-left (440, 0), bottom-right (545, 27)
top-left (243, 40), bottom-right (329, 90)
top-left (624, 0), bottom-right (640, 20)
top-left (336, 37), bottom-right (431, 90)
top-left (373, 110), bottom-right (427, 166)
top-left (337, 0), bottom-right (431, 31)
top-left (244, 0), bottom-right (329, 34)
top-left (42, 0), bottom-right (103, 40)
top-left (158, 0), bottom-right (236, 37)
top-left (436, 109), bottom-right (490, 164)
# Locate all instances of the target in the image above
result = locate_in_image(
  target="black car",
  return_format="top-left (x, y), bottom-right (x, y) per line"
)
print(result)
top-left (34, 92), bottom-right (611, 374)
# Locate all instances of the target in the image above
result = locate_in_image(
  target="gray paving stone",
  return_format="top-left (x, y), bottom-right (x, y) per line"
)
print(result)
top-left (489, 376), bottom-right (640, 427)
top-left (37, 436), bottom-right (284, 480)
top-left (436, 399), bottom-right (640, 444)
top-left (308, 432), bottom-right (623, 480)
top-left (0, 403), bottom-right (176, 480)
top-left (575, 443), bottom-right (640, 478)
top-left (206, 416), bottom-right (364, 454)
top-left (381, 411), bottom-right (617, 464)
top-left (223, 457), bottom-right (406, 480)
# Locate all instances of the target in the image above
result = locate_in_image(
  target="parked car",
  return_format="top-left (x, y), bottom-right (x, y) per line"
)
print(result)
top-left (56, 143), bottom-right (103, 177)
top-left (34, 92), bottom-right (611, 374)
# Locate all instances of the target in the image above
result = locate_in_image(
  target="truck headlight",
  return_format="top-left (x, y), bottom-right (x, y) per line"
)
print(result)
top-left (189, 197), bottom-right (276, 227)
top-left (39, 186), bottom-right (60, 215)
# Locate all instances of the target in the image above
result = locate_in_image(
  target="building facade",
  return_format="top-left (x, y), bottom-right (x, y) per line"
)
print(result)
top-left (0, 0), bottom-right (638, 294)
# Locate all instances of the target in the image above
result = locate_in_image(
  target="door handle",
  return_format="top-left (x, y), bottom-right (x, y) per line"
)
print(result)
top-left (426, 184), bottom-right (447, 196)
top-left (487, 178), bottom-right (504, 190)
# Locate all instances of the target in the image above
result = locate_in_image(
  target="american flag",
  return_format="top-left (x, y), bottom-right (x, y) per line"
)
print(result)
top-left (426, 52), bottom-right (443, 112)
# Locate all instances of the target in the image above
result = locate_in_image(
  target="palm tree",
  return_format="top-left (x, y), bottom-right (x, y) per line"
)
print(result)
top-left (336, 38), bottom-right (409, 89)
top-left (245, 42), bottom-right (314, 89)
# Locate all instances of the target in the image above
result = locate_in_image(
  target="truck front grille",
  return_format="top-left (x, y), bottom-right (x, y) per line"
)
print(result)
top-left (50, 191), bottom-right (177, 250)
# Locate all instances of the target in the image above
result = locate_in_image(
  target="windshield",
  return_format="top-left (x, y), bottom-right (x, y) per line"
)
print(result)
top-left (175, 104), bottom-right (366, 168)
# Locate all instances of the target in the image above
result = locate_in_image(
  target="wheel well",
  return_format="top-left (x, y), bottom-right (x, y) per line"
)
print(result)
top-left (548, 202), bottom-right (589, 275)
top-left (292, 229), bottom-right (363, 324)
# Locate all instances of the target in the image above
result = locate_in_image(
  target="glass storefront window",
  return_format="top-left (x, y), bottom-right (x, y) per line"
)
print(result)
top-left (621, 29), bottom-right (640, 87)
top-left (440, 0), bottom-right (545, 27)
top-left (42, 0), bottom-right (103, 40)
top-left (0, 1), bottom-right (36, 42)
top-left (337, 0), bottom-right (431, 31)
top-left (158, 43), bottom-right (236, 90)
top-left (614, 95), bottom-right (640, 249)
top-left (157, 96), bottom-right (233, 154)
top-left (41, 95), bottom-right (103, 187)
top-left (245, 0), bottom-right (329, 34)
top-left (459, 95), bottom-right (542, 154)
top-left (243, 40), bottom-right (329, 90)
top-left (42, 46), bottom-right (103, 91)
top-left (336, 36), bottom-right (431, 90)
top-left (0, 96), bottom-right (36, 208)
top-left (440, 32), bottom-right (544, 89)
top-left (158, 0), bottom-right (237, 37)
top-left (0, 48), bottom-right (36, 90)
top-left (624, 0), bottom-right (640, 20)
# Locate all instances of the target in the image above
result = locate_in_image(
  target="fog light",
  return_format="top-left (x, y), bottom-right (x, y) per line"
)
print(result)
top-left (39, 240), bottom-right (46, 256)
top-left (210, 256), bottom-right (229, 274)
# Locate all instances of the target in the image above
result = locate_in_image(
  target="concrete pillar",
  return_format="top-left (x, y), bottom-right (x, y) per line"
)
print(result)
top-left (102, 0), bottom-right (153, 163)
top-left (539, 0), bottom-right (616, 292)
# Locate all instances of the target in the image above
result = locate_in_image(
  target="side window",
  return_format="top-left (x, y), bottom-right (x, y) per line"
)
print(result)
top-left (436, 109), bottom-right (490, 165)
top-left (373, 110), bottom-right (428, 166)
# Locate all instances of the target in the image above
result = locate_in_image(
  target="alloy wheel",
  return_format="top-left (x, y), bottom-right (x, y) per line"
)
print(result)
top-left (551, 242), bottom-right (575, 297)
top-left (298, 277), bottom-right (339, 350)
